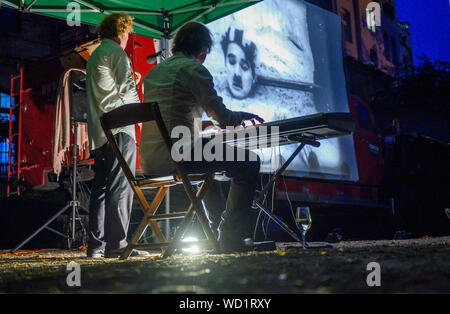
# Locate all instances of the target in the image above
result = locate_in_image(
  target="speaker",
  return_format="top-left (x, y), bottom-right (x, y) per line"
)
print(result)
top-left (69, 70), bottom-right (87, 123)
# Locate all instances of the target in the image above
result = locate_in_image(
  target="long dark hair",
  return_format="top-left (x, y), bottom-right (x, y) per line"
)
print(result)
top-left (171, 22), bottom-right (213, 57)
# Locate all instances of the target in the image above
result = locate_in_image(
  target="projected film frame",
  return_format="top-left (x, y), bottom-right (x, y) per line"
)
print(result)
top-left (203, 0), bottom-right (357, 181)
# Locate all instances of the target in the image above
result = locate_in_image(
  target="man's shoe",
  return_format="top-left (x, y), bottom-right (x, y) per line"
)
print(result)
top-left (219, 237), bottom-right (254, 254)
top-left (87, 249), bottom-right (104, 258)
top-left (104, 248), bottom-right (151, 258)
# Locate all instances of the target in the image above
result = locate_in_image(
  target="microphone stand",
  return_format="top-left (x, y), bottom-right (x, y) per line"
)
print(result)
top-left (146, 49), bottom-right (167, 65)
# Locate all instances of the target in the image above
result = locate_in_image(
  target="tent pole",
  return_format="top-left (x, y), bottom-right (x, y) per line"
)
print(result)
top-left (25, 0), bottom-right (38, 11)
top-left (2, 0), bottom-right (19, 9)
top-left (170, 5), bottom-right (217, 37)
top-left (171, 0), bottom-right (261, 15)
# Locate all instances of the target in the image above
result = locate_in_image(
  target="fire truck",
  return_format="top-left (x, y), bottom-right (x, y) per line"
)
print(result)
top-left (4, 34), bottom-right (155, 194)
top-left (268, 94), bottom-right (391, 241)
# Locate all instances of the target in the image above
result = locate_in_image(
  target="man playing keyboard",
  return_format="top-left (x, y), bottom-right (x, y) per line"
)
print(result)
top-left (139, 22), bottom-right (264, 253)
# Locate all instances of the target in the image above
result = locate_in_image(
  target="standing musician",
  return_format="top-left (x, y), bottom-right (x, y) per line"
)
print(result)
top-left (85, 13), bottom-right (149, 258)
top-left (139, 22), bottom-right (264, 253)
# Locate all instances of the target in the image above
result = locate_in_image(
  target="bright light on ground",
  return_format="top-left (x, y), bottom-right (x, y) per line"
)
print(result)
top-left (182, 236), bottom-right (200, 254)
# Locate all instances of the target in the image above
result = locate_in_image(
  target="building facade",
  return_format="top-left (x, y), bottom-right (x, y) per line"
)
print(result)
top-left (307, 0), bottom-right (413, 105)
top-left (335, 0), bottom-right (412, 73)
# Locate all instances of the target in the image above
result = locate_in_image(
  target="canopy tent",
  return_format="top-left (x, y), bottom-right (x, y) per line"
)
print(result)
top-left (1, 0), bottom-right (262, 39)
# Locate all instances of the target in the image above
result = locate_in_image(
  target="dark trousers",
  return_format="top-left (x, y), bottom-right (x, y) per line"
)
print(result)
top-left (183, 139), bottom-right (260, 240)
top-left (88, 133), bottom-right (136, 251)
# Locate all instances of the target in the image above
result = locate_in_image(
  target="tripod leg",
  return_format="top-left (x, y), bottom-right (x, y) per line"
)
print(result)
top-left (74, 206), bottom-right (88, 247)
top-left (12, 203), bottom-right (72, 252)
top-left (72, 203), bottom-right (76, 246)
top-left (65, 203), bottom-right (89, 249)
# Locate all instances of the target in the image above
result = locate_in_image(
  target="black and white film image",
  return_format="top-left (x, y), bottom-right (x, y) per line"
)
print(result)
top-left (204, 0), bottom-right (358, 180)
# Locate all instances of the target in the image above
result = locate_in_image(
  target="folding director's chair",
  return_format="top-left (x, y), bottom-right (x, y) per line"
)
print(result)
top-left (100, 102), bottom-right (219, 259)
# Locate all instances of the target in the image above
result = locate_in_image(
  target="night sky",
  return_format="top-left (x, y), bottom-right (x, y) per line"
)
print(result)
top-left (395, 0), bottom-right (450, 64)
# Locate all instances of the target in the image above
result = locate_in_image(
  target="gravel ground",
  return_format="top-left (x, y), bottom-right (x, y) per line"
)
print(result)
top-left (0, 236), bottom-right (448, 294)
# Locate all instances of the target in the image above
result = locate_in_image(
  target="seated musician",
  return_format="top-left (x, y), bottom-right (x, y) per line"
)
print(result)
top-left (139, 22), bottom-right (264, 253)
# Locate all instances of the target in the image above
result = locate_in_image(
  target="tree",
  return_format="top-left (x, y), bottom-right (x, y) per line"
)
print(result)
top-left (372, 56), bottom-right (449, 142)
top-left (374, 56), bottom-right (449, 113)
top-left (374, 56), bottom-right (450, 236)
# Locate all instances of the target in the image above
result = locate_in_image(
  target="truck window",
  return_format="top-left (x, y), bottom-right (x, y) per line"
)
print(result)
top-left (355, 103), bottom-right (375, 132)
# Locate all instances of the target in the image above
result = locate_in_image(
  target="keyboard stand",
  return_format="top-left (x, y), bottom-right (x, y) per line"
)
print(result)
top-left (206, 112), bottom-right (355, 243)
top-left (253, 136), bottom-right (321, 243)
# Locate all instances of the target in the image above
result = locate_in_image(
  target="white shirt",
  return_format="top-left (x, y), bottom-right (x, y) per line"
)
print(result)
top-left (86, 38), bottom-right (140, 151)
top-left (139, 52), bottom-right (242, 175)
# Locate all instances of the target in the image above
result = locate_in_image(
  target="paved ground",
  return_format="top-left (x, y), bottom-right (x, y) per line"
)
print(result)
top-left (0, 236), bottom-right (448, 294)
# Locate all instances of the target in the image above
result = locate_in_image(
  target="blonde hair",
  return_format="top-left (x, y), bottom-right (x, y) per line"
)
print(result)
top-left (97, 13), bottom-right (134, 40)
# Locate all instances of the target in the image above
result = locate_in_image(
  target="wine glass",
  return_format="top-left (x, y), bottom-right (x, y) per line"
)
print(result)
top-left (296, 207), bottom-right (312, 249)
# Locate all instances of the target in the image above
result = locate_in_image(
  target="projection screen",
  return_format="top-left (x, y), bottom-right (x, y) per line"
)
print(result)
top-left (202, 0), bottom-right (359, 181)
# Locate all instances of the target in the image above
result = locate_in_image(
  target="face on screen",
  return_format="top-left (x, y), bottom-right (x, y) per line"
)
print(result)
top-left (225, 43), bottom-right (254, 99)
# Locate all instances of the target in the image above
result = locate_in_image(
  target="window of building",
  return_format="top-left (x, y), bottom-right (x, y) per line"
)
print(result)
top-left (391, 37), bottom-right (398, 65)
top-left (340, 8), bottom-right (353, 43)
top-left (383, 31), bottom-right (392, 62)
top-left (402, 55), bottom-right (411, 68)
top-left (400, 35), bottom-right (407, 45)
top-left (355, 103), bottom-right (375, 132)
top-left (381, 2), bottom-right (396, 20)
top-left (370, 48), bottom-right (378, 67)
top-left (0, 93), bottom-right (14, 180)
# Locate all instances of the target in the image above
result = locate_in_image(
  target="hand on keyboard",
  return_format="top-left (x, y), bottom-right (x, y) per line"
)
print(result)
top-left (238, 111), bottom-right (265, 127)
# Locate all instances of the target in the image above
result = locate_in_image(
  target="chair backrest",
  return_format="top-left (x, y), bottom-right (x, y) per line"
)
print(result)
top-left (101, 102), bottom-right (208, 211)
top-left (100, 102), bottom-right (157, 130)
top-left (100, 101), bottom-right (174, 182)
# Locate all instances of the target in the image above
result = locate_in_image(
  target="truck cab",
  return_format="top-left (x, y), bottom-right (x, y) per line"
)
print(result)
top-left (347, 94), bottom-right (384, 186)
top-left (269, 94), bottom-right (390, 241)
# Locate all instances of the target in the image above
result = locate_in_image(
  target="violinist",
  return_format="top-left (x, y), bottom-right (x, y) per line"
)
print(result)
top-left (85, 12), bottom-right (149, 258)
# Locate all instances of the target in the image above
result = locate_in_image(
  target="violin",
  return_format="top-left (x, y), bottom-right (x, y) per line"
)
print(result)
top-left (128, 56), bottom-right (140, 87)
